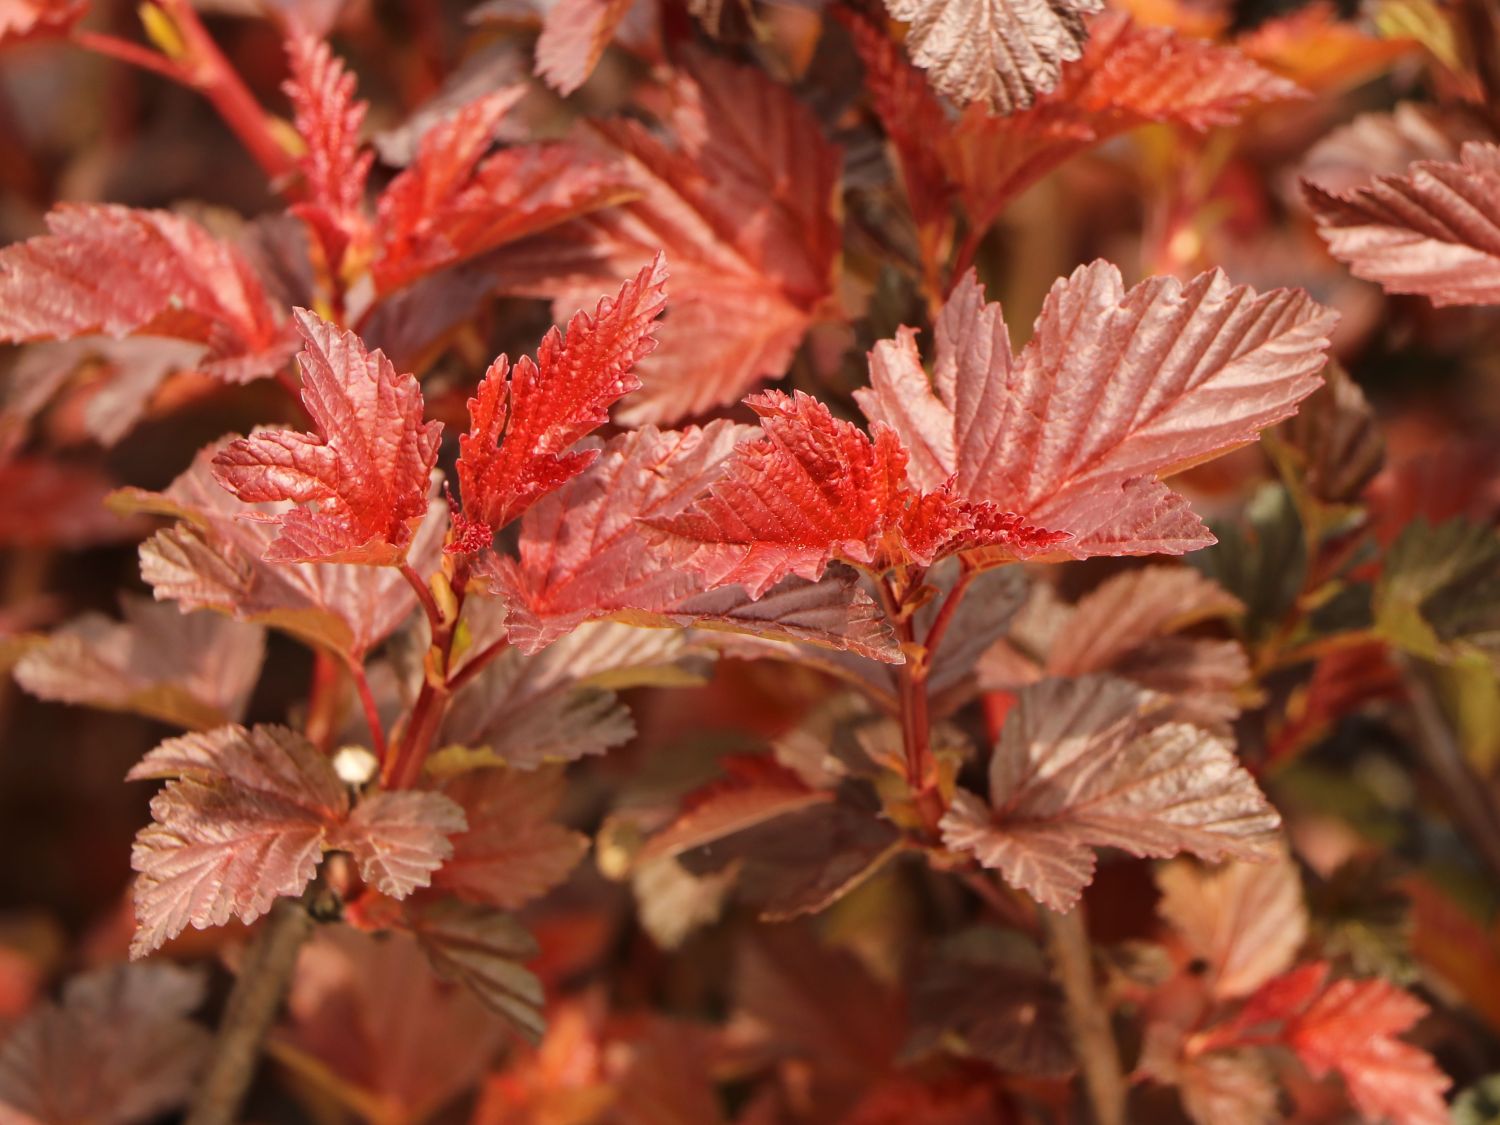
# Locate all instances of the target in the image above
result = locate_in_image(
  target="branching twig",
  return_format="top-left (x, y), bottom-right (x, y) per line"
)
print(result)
top-left (186, 897), bottom-right (315, 1125)
top-left (1042, 903), bottom-right (1128, 1125)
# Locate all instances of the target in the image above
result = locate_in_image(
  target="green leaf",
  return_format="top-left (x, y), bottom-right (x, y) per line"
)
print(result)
top-left (1376, 518), bottom-right (1500, 664)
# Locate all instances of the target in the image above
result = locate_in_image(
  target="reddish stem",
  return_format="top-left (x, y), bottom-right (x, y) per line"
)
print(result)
top-left (303, 649), bottom-right (342, 752)
top-left (73, 30), bottom-right (186, 81)
top-left (880, 575), bottom-right (945, 835)
top-left (155, 0), bottom-right (296, 184)
top-left (345, 657), bottom-right (387, 764)
top-left (382, 560), bottom-right (470, 789)
top-left (948, 224), bottom-right (987, 291)
top-left (923, 562), bottom-right (977, 661)
top-left (446, 635), bottom-right (510, 692)
top-left (400, 561), bottom-right (443, 634)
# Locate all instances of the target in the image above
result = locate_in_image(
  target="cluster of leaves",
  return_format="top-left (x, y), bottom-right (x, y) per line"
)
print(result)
top-left (2, 0), bottom-right (1500, 1119)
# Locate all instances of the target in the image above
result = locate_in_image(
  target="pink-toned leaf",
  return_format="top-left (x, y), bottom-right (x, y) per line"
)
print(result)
top-left (939, 13), bottom-right (1301, 229)
top-left (455, 256), bottom-right (666, 537)
top-left (126, 724), bottom-right (348, 956)
top-left (647, 389), bottom-right (1063, 597)
top-left (13, 595), bottom-right (265, 729)
top-left (882, 0), bottom-right (1103, 111)
top-left (535, 0), bottom-right (632, 95)
top-left (1138, 1024), bottom-right (1278, 1125)
top-left (433, 766), bottom-right (589, 909)
top-left (490, 422), bottom-right (901, 660)
top-left (499, 54), bottom-right (842, 423)
top-left (0, 0), bottom-right (85, 47)
top-left (0, 963), bottom-right (208, 1125)
top-left (441, 617), bottom-right (703, 768)
top-left (407, 901), bottom-right (546, 1041)
top-left (0, 205), bottom-right (295, 381)
top-left (212, 310), bottom-right (441, 564)
top-left (1300, 102), bottom-right (1489, 196)
top-left (328, 791), bottom-right (467, 898)
top-left (283, 34), bottom-right (373, 276)
top-left (372, 89), bottom-right (627, 292)
top-left (940, 676), bottom-right (1280, 911)
top-left (116, 440), bottom-right (443, 659)
top-left (1305, 141), bottom-right (1500, 307)
top-left (1157, 851), bottom-right (1307, 1000)
top-left (859, 263), bottom-right (1334, 559)
top-left (0, 458), bottom-right (140, 549)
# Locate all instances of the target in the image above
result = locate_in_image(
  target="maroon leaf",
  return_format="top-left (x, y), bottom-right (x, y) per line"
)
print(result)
top-left (490, 422), bottom-right (901, 661)
top-left (328, 790), bottom-right (467, 898)
top-left (641, 754), bottom-right (831, 861)
top-left (212, 310), bottom-right (442, 564)
top-left (432, 766), bottom-right (589, 909)
top-left (12, 595), bottom-right (266, 729)
top-left (1306, 141), bottom-right (1500, 307)
top-left (0, 205), bottom-right (295, 382)
top-left (455, 256), bottom-right (666, 538)
top-left (407, 900), bottom-right (546, 1041)
top-left (0, 963), bottom-right (209, 1124)
top-left (940, 676), bottom-right (1280, 911)
top-left (126, 724), bottom-right (348, 956)
top-left (858, 264), bottom-right (1334, 559)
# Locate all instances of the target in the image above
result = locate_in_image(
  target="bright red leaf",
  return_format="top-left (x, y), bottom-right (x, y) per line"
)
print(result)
top-left (212, 309), bottom-right (442, 564)
top-left (646, 389), bottom-right (1065, 597)
top-left (858, 263), bottom-right (1334, 559)
top-left (489, 422), bottom-right (901, 660)
top-left (0, 205), bottom-right (296, 382)
top-left (1305, 141), bottom-right (1500, 307)
top-left (940, 676), bottom-right (1280, 910)
top-left (372, 88), bottom-right (627, 292)
top-left (454, 255), bottom-right (666, 539)
top-left (283, 34), bottom-right (373, 278)
top-left (500, 54), bottom-right (842, 423)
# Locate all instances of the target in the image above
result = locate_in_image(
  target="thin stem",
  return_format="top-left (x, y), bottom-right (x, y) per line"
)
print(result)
top-left (948, 224), bottom-right (987, 291)
top-left (186, 897), bottom-right (314, 1125)
top-left (923, 562), bottom-right (977, 661)
top-left (1042, 904), bottom-right (1128, 1125)
top-left (879, 575), bottom-right (945, 835)
top-left (302, 649), bottom-right (341, 753)
top-left (156, 0), bottom-right (296, 183)
top-left (72, 30), bottom-right (186, 81)
top-left (446, 635), bottom-right (510, 692)
top-left (345, 657), bottom-right (388, 764)
top-left (1397, 652), bottom-right (1500, 885)
top-left (400, 561), bottom-right (443, 634)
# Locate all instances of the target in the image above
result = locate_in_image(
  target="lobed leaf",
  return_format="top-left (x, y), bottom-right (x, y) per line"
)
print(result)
top-left (941, 676), bottom-right (1280, 910)
top-left (860, 263), bottom-right (1334, 559)
top-left (535, 0), bottom-right (633, 95)
top-left (327, 790), bottom-right (467, 898)
top-left (212, 310), bottom-right (442, 564)
top-left (1306, 141), bottom-right (1500, 307)
top-left (456, 255), bottom-right (667, 537)
top-left (408, 901), bottom-right (546, 1042)
top-left (0, 205), bottom-right (295, 381)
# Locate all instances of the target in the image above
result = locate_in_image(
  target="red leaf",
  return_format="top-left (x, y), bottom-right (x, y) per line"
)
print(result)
top-left (328, 790), bottom-right (467, 898)
top-left (13, 595), bottom-right (266, 729)
top-left (212, 310), bottom-right (442, 564)
top-left (1305, 141), bottom-right (1500, 307)
top-left (432, 766), bottom-right (589, 910)
top-left (535, 0), bottom-right (633, 95)
top-left (883, 0), bottom-right (1103, 111)
top-left (126, 724), bottom-right (349, 956)
top-left (647, 389), bottom-right (1063, 597)
top-left (1287, 977), bottom-right (1450, 1125)
top-left (0, 963), bottom-right (208, 1124)
top-left (283, 34), bottom-right (373, 277)
top-left (0, 205), bottom-right (295, 382)
top-left (0, 0), bottom-right (85, 47)
top-left (407, 901), bottom-right (546, 1040)
top-left (859, 263), bottom-right (1334, 559)
top-left (373, 89), bottom-right (627, 292)
top-left (940, 13), bottom-right (1301, 229)
top-left (455, 255), bottom-right (666, 537)
top-left (0, 457), bottom-right (143, 549)
top-left (491, 422), bottom-right (901, 660)
top-left (501, 54), bottom-right (842, 423)
top-left (116, 439), bottom-right (445, 659)
top-left (940, 676), bottom-right (1280, 910)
